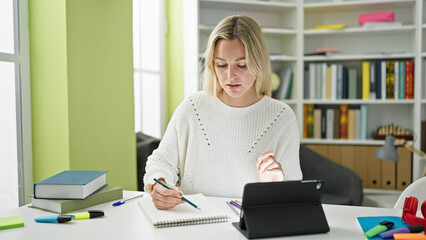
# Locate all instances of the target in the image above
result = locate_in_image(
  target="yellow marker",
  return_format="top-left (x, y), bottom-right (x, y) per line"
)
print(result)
top-left (72, 210), bottom-right (104, 220)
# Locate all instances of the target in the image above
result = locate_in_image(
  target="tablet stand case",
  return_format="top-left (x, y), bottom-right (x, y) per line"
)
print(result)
top-left (232, 180), bottom-right (330, 239)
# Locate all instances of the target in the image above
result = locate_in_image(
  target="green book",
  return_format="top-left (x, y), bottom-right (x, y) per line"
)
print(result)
top-left (0, 216), bottom-right (24, 230)
top-left (30, 185), bottom-right (123, 213)
top-left (348, 69), bottom-right (357, 99)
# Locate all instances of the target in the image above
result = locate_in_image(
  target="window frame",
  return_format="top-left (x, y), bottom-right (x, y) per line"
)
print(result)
top-left (0, 0), bottom-right (33, 207)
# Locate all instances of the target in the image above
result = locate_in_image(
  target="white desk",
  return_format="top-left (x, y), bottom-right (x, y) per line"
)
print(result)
top-left (0, 191), bottom-right (402, 240)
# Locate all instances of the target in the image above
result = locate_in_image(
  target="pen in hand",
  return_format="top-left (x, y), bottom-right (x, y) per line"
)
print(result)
top-left (153, 178), bottom-right (201, 210)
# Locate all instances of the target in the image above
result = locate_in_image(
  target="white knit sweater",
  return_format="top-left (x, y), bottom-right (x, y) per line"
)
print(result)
top-left (143, 91), bottom-right (302, 198)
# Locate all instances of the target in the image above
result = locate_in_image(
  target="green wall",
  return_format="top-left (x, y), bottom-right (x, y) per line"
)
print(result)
top-left (29, 0), bottom-right (137, 190)
top-left (166, 0), bottom-right (184, 122)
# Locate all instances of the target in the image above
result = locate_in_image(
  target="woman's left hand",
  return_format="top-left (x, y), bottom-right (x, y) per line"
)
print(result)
top-left (256, 150), bottom-right (285, 182)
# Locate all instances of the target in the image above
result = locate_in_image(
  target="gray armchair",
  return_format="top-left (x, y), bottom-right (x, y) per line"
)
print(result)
top-left (136, 132), bottom-right (160, 191)
top-left (299, 144), bottom-right (364, 206)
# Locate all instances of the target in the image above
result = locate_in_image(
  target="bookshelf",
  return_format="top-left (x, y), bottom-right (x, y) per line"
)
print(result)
top-left (182, 0), bottom-right (425, 182)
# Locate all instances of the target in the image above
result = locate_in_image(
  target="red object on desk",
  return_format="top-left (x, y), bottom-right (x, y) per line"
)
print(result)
top-left (402, 197), bottom-right (426, 228)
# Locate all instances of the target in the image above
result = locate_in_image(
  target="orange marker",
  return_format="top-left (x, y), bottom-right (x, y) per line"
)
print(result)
top-left (393, 233), bottom-right (426, 240)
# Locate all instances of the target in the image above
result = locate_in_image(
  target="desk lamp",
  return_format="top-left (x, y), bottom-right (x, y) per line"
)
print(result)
top-left (375, 135), bottom-right (426, 177)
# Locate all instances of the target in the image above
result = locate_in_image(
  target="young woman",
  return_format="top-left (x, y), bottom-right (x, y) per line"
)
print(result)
top-left (143, 15), bottom-right (302, 210)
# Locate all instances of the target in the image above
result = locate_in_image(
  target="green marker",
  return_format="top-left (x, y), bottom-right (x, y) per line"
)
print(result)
top-left (364, 221), bottom-right (394, 238)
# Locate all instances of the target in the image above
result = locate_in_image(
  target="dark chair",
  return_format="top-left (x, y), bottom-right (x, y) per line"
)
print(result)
top-left (299, 144), bottom-right (364, 206)
top-left (136, 132), bottom-right (160, 191)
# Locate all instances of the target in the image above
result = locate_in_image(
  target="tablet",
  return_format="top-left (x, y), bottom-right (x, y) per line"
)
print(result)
top-left (232, 180), bottom-right (330, 239)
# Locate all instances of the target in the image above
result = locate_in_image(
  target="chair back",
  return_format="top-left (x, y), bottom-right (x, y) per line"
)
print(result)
top-left (394, 177), bottom-right (426, 209)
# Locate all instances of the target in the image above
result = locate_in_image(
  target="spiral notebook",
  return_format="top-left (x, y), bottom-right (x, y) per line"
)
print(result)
top-left (138, 193), bottom-right (229, 228)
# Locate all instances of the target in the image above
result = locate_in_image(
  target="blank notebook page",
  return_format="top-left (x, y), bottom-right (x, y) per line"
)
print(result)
top-left (138, 193), bottom-right (229, 228)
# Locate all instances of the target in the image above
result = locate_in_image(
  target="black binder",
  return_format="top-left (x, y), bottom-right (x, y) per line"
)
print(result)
top-left (232, 180), bottom-right (330, 239)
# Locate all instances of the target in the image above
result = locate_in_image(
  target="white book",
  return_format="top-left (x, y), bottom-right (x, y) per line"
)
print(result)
top-left (369, 62), bottom-right (376, 99)
top-left (381, 61), bottom-right (386, 100)
top-left (330, 64), bottom-right (337, 100)
top-left (138, 193), bottom-right (229, 228)
top-left (309, 63), bottom-right (316, 99)
top-left (336, 64), bottom-right (343, 99)
top-left (322, 63), bottom-right (327, 100)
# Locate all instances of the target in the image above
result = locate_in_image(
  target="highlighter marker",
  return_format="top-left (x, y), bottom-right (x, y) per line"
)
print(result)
top-left (364, 221), bottom-right (394, 238)
top-left (72, 210), bottom-right (104, 220)
top-left (35, 215), bottom-right (74, 223)
top-left (393, 233), bottom-right (426, 240)
top-left (379, 225), bottom-right (424, 239)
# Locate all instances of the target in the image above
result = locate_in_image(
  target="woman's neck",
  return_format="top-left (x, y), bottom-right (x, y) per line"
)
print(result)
top-left (218, 90), bottom-right (263, 108)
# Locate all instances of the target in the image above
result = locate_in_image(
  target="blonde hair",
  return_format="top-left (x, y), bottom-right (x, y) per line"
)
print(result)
top-left (202, 15), bottom-right (271, 97)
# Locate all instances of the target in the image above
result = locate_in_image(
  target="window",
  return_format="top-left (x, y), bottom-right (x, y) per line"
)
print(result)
top-left (133, 0), bottom-right (166, 139)
top-left (0, 0), bottom-right (32, 212)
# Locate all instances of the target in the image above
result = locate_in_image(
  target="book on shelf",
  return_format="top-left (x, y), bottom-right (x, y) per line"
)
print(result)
top-left (405, 60), bottom-right (414, 99)
top-left (333, 109), bottom-right (340, 139)
top-left (348, 69), bottom-right (357, 99)
top-left (304, 68), bottom-right (309, 100)
top-left (325, 66), bottom-right (331, 100)
top-left (304, 51), bottom-right (340, 56)
top-left (336, 64), bottom-right (343, 99)
top-left (326, 109), bottom-right (334, 139)
top-left (303, 104), bottom-right (366, 140)
top-left (360, 105), bottom-right (367, 140)
top-left (374, 62), bottom-right (382, 99)
top-left (316, 48), bottom-right (339, 53)
top-left (305, 60), bottom-right (414, 101)
top-left (381, 61), bottom-right (386, 100)
top-left (139, 193), bottom-right (229, 228)
top-left (354, 109), bottom-right (361, 140)
top-left (347, 109), bottom-right (355, 140)
top-left (306, 104), bottom-right (314, 138)
top-left (303, 104), bottom-right (308, 139)
top-left (314, 24), bottom-right (347, 30)
top-left (314, 109), bottom-right (322, 139)
top-left (361, 61), bottom-right (370, 100)
top-left (394, 61), bottom-right (399, 100)
top-left (308, 63), bottom-right (315, 99)
top-left (272, 67), bottom-right (293, 99)
top-left (30, 185), bottom-right (123, 214)
top-left (34, 170), bottom-right (108, 200)
top-left (399, 61), bottom-right (405, 99)
top-left (339, 104), bottom-right (348, 139)
top-left (386, 60), bottom-right (395, 99)
top-left (369, 62), bottom-right (376, 99)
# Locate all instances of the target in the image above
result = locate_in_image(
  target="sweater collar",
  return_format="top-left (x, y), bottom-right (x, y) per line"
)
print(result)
top-left (210, 94), bottom-right (268, 116)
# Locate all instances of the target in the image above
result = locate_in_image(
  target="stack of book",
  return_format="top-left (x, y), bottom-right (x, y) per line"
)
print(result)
top-left (304, 60), bottom-right (414, 100)
top-left (303, 104), bottom-right (367, 140)
top-left (31, 170), bottom-right (123, 213)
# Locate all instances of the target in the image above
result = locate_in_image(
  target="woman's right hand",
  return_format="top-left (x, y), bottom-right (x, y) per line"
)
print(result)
top-left (151, 179), bottom-right (185, 210)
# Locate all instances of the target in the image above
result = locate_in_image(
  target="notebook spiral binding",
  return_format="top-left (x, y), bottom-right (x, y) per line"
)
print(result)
top-left (154, 215), bottom-right (229, 228)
